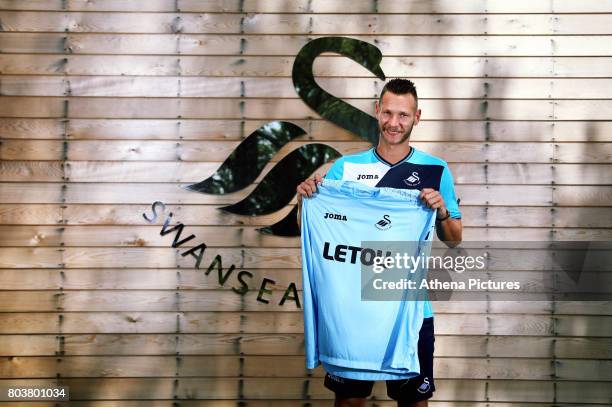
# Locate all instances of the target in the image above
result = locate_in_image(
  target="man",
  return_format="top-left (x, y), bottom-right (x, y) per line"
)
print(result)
top-left (296, 79), bottom-right (463, 407)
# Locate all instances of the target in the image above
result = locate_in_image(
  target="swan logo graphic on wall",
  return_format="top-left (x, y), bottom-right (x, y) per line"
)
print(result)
top-left (184, 37), bottom-right (386, 236)
top-left (141, 37), bottom-right (387, 307)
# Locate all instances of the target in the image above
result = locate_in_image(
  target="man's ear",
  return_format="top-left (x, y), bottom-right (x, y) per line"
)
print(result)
top-left (415, 108), bottom-right (422, 125)
top-left (375, 100), bottom-right (380, 115)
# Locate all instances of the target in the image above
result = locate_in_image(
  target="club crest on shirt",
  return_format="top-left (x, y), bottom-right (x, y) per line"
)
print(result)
top-left (374, 214), bottom-right (392, 230)
top-left (403, 171), bottom-right (421, 187)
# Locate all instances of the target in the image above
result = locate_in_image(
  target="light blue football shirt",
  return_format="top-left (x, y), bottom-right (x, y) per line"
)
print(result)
top-left (301, 179), bottom-right (437, 379)
top-left (324, 146), bottom-right (462, 320)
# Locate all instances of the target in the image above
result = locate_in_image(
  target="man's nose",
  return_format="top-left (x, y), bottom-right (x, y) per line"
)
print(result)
top-left (388, 114), bottom-right (400, 126)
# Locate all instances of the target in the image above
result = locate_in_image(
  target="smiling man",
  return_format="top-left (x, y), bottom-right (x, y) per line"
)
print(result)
top-left (297, 78), bottom-right (463, 407)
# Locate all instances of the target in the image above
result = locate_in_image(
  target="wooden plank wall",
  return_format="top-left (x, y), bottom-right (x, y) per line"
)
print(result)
top-left (1, 0), bottom-right (611, 405)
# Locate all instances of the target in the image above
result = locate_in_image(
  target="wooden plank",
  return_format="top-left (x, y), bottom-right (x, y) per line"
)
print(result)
top-left (556, 360), bottom-right (612, 381)
top-left (0, 119), bottom-right (65, 139)
top-left (466, 227), bottom-right (612, 241)
top-left (0, 312), bottom-right (485, 335)
top-left (5, 355), bottom-right (584, 380)
top-left (0, 182), bottom-right (249, 204)
top-left (2, 224), bottom-right (612, 249)
top-left (2, 13), bottom-right (611, 35)
top-left (0, 269), bottom-right (62, 290)
top-left (61, 333), bottom-right (305, 357)
top-left (5, 76), bottom-right (612, 100)
top-left (462, 185), bottom-right (612, 206)
top-left (1, 269), bottom-right (167, 290)
top-left (0, 12), bottom-right (244, 34)
top-left (0, 247), bottom-right (305, 269)
top-left (464, 207), bottom-right (612, 228)
top-left (0, 312), bottom-right (306, 334)
top-left (3, 119), bottom-right (610, 142)
top-left (1, 183), bottom-right (609, 205)
top-left (556, 315), bottom-right (612, 337)
top-left (0, 33), bottom-right (66, 54)
top-left (556, 143), bottom-right (612, 164)
top-left (2, 333), bottom-right (611, 360)
top-left (1, 288), bottom-right (609, 313)
top-left (455, 164), bottom-right (612, 184)
top-left (6, 161), bottom-right (611, 184)
top-left (0, 225), bottom-right (304, 247)
top-left (556, 382), bottom-right (612, 404)
top-left (5, 55), bottom-right (612, 78)
top-left (0, 248), bottom-right (62, 267)
top-left (3, 34), bottom-right (611, 56)
top-left (0, 97), bottom-right (591, 120)
top-left (0, 162), bottom-right (65, 181)
top-left (10, 204), bottom-right (611, 228)
top-left (66, 119), bottom-right (360, 141)
top-left (0, 0), bottom-right (180, 12)
top-left (3, 270), bottom-right (612, 315)
top-left (555, 337), bottom-right (612, 359)
top-left (0, 141), bottom-right (568, 163)
top-left (553, 186), bottom-right (612, 207)
top-left (0, 140), bottom-right (369, 161)
top-left (0, 335), bottom-right (57, 356)
top-left (1, 312), bottom-right (610, 337)
top-left (0, 203), bottom-right (296, 226)
top-left (488, 380), bottom-right (553, 403)
top-left (0, 333), bottom-right (489, 358)
top-left (0, 97), bottom-right (66, 118)
top-left (0, 290), bottom-right (305, 312)
top-left (488, 301), bottom-right (612, 316)
top-left (9, 245), bottom-right (612, 269)
top-left (0, 204), bottom-right (62, 225)
top-left (0, 312), bottom-right (61, 334)
top-left (4, 0), bottom-right (612, 13)
top-left (0, 161), bottom-right (315, 182)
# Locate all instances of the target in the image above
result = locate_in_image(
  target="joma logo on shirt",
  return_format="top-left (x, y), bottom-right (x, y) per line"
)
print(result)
top-left (357, 174), bottom-right (379, 180)
top-left (324, 212), bottom-right (347, 221)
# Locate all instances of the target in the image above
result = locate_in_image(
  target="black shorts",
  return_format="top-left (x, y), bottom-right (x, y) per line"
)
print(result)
top-left (324, 317), bottom-right (435, 403)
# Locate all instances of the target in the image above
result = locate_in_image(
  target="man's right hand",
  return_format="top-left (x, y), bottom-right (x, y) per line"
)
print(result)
top-left (296, 173), bottom-right (323, 204)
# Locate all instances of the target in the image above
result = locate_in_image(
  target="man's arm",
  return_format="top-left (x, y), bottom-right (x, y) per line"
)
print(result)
top-left (419, 188), bottom-right (463, 248)
top-left (435, 212), bottom-right (462, 248)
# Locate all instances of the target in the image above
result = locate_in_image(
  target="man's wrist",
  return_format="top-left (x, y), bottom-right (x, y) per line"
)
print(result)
top-left (436, 208), bottom-right (450, 221)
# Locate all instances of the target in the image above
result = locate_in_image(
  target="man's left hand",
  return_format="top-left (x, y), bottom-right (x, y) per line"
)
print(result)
top-left (419, 188), bottom-right (448, 219)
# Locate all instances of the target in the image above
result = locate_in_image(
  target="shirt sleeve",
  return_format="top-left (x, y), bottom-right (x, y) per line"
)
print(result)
top-left (324, 157), bottom-right (344, 180)
top-left (300, 198), bottom-right (321, 369)
top-left (440, 165), bottom-right (462, 219)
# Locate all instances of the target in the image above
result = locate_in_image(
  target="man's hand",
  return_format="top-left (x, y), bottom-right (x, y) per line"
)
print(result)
top-left (419, 188), bottom-right (462, 247)
top-left (419, 188), bottom-right (448, 219)
top-left (296, 173), bottom-right (323, 230)
top-left (296, 173), bottom-right (323, 202)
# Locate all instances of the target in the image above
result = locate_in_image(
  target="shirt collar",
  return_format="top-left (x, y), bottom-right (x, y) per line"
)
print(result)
top-left (372, 146), bottom-right (415, 167)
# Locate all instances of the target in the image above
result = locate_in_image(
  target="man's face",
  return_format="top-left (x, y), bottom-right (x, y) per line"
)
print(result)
top-left (375, 91), bottom-right (421, 145)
